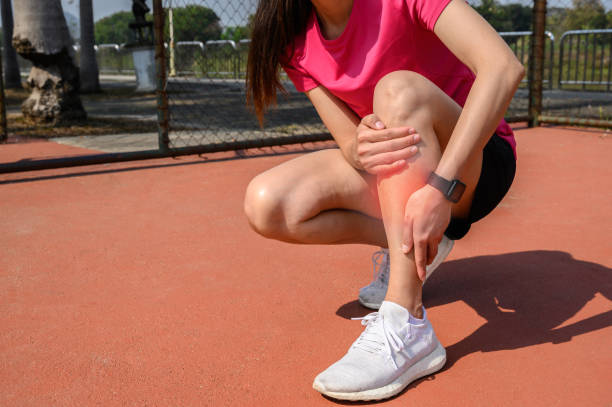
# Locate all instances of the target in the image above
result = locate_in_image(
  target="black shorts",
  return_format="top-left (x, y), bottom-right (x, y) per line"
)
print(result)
top-left (444, 134), bottom-right (516, 240)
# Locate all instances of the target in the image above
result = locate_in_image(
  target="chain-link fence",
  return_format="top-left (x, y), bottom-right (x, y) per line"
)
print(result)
top-left (160, 0), bottom-right (327, 151)
top-left (159, 0), bottom-right (611, 150)
top-left (1, 0), bottom-right (610, 173)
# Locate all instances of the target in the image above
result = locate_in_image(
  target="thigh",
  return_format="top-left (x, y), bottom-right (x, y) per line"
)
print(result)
top-left (252, 148), bottom-right (383, 222)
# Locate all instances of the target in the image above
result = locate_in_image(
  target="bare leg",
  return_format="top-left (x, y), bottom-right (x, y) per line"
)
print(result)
top-left (373, 71), bottom-right (483, 317)
top-left (244, 72), bottom-right (484, 313)
top-left (244, 148), bottom-right (388, 246)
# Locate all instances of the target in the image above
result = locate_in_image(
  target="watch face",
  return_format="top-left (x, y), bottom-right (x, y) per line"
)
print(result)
top-left (448, 180), bottom-right (466, 203)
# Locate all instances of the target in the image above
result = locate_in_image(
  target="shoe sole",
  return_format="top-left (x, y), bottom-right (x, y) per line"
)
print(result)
top-left (313, 342), bottom-right (447, 401)
top-left (358, 297), bottom-right (383, 309)
top-left (358, 238), bottom-right (455, 310)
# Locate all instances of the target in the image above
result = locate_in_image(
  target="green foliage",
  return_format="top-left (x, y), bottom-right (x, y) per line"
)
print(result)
top-left (94, 11), bottom-right (144, 45)
top-left (220, 26), bottom-right (250, 42)
top-left (547, 7), bottom-right (569, 39)
top-left (471, 0), bottom-right (609, 48)
top-left (95, 5), bottom-right (221, 45)
top-left (564, 0), bottom-right (608, 30)
top-left (547, 0), bottom-right (609, 41)
top-left (471, 0), bottom-right (532, 32)
top-left (165, 5), bottom-right (222, 43)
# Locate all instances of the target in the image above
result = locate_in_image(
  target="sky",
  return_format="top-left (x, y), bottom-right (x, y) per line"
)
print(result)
top-left (57, 0), bottom-right (612, 22)
top-left (60, 0), bottom-right (259, 27)
top-left (5, 0), bottom-right (608, 30)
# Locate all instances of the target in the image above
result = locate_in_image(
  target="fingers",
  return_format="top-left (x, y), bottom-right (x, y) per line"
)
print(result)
top-left (403, 212), bottom-right (440, 281)
top-left (366, 134), bottom-right (421, 155)
top-left (362, 145), bottom-right (419, 174)
top-left (361, 114), bottom-right (385, 130)
top-left (414, 239), bottom-right (428, 281)
top-left (356, 118), bottom-right (421, 175)
top-left (358, 126), bottom-right (418, 143)
top-left (356, 133), bottom-right (420, 174)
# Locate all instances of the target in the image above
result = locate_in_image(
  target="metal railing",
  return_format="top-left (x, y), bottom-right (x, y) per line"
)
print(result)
top-left (558, 29), bottom-right (612, 91)
top-left (203, 40), bottom-right (239, 78)
top-left (1, 0), bottom-right (610, 175)
top-left (94, 44), bottom-right (135, 75)
top-left (500, 31), bottom-right (555, 89)
top-left (11, 30), bottom-right (610, 90)
top-left (174, 41), bottom-right (205, 76)
top-left (173, 40), bottom-right (240, 78)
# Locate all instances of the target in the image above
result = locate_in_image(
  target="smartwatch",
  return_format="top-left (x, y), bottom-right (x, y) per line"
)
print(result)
top-left (427, 172), bottom-right (466, 203)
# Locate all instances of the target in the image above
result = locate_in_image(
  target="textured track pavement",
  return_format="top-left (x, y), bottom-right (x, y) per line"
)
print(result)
top-left (1, 126), bottom-right (610, 406)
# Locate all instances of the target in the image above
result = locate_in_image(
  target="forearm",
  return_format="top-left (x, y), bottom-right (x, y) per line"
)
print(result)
top-left (435, 60), bottom-right (524, 181)
top-left (306, 86), bottom-right (362, 168)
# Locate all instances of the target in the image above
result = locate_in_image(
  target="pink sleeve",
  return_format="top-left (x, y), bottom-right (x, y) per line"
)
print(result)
top-left (407, 0), bottom-right (453, 31)
top-left (282, 62), bottom-right (319, 92)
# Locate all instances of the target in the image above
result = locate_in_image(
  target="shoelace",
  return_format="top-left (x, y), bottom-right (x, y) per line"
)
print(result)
top-left (370, 250), bottom-right (390, 286)
top-left (351, 312), bottom-right (408, 369)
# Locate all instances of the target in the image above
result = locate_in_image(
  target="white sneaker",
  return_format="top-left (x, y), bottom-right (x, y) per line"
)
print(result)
top-left (358, 235), bottom-right (454, 310)
top-left (313, 301), bottom-right (446, 401)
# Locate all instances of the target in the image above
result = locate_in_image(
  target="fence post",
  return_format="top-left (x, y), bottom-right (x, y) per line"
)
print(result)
top-left (0, 49), bottom-right (7, 143)
top-left (168, 0), bottom-right (176, 77)
top-left (528, 0), bottom-right (547, 127)
top-left (153, 0), bottom-right (170, 151)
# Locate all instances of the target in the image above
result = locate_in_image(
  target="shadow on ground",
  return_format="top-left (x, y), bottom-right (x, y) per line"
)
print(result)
top-left (336, 250), bottom-right (611, 370)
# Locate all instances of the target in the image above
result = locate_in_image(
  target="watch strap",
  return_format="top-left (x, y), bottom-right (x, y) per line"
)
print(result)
top-left (427, 172), bottom-right (466, 203)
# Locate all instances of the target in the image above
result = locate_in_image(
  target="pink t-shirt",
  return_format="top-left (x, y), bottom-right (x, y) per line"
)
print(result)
top-left (282, 0), bottom-right (516, 157)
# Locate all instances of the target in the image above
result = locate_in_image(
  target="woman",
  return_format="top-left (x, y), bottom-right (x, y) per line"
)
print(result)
top-left (244, 0), bottom-right (523, 401)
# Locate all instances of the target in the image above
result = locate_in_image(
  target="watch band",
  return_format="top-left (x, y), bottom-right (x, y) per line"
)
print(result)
top-left (427, 172), bottom-right (466, 203)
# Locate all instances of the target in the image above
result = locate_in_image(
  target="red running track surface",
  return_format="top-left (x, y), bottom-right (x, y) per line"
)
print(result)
top-left (1, 126), bottom-right (610, 406)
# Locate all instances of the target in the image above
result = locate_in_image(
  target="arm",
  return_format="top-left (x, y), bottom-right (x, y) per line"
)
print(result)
top-left (402, 0), bottom-right (524, 278)
top-left (306, 86), bottom-right (421, 173)
top-left (432, 0), bottom-right (524, 181)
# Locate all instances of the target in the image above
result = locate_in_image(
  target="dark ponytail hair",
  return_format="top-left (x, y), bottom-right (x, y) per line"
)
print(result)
top-left (246, 0), bottom-right (312, 126)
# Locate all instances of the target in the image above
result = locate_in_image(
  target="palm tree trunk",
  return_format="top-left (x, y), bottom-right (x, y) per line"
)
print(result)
top-left (12, 0), bottom-right (86, 123)
top-left (1, 0), bottom-right (22, 88)
top-left (79, 0), bottom-right (100, 93)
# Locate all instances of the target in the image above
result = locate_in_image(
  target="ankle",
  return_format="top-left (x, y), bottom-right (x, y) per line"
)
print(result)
top-left (382, 296), bottom-right (423, 319)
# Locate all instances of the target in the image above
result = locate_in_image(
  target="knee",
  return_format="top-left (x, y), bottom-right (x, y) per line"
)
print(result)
top-left (373, 71), bottom-right (433, 124)
top-left (244, 174), bottom-right (286, 238)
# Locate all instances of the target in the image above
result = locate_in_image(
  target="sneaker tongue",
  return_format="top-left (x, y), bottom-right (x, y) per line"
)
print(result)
top-left (379, 301), bottom-right (410, 329)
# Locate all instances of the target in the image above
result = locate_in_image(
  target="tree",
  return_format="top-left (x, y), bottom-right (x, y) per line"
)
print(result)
top-left (471, 0), bottom-right (532, 32)
top-left (1, 0), bottom-right (22, 89)
top-left (165, 5), bottom-right (222, 42)
top-left (95, 11), bottom-right (136, 45)
top-left (79, 0), bottom-right (100, 93)
top-left (504, 3), bottom-right (532, 32)
top-left (563, 0), bottom-right (607, 30)
top-left (221, 26), bottom-right (250, 42)
top-left (547, 7), bottom-right (569, 36)
top-left (472, 0), bottom-right (510, 31)
top-left (13, 0), bottom-right (86, 123)
top-left (95, 5), bottom-right (222, 46)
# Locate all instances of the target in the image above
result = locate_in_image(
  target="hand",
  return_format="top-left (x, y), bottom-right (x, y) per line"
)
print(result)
top-left (401, 184), bottom-right (452, 281)
top-left (353, 114), bottom-right (420, 175)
